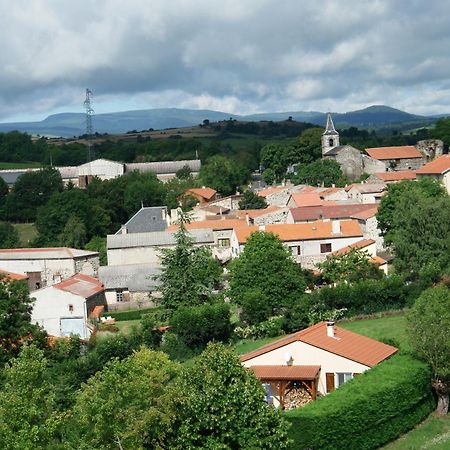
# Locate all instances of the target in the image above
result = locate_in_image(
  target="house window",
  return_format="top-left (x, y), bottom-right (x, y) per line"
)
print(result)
top-left (68, 304), bottom-right (74, 312)
top-left (218, 238), bottom-right (230, 247)
top-left (116, 290), bottom-right (124, 302)
top-left (328, 138), bottom-right (334, 147)
top-left (336, 372), bottom-right (353, 388)
top-left (320, 243), bottom-right (332, 253)
top-left (291, 246), bottom-right (301, 256)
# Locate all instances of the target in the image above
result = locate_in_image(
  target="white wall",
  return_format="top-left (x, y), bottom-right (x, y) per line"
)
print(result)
top-left (78, 159), bottom-right (124, 179)
top-left (242, 340), bottom-right (369, 395)
top-left (107, 247), bottom-right (161, 266)
top-left (31, 288), bottom-right (90, 339)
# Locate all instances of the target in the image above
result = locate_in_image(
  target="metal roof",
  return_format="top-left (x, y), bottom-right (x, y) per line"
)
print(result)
top-left (54, 273), bottom-right (104, 298)
top-left (98, 263), bottom-right (161, 292)
top-left (125, 159), bottom-right (201, 175)
top-left (107, 229), bottom-right (214, 249)
top-left (0, 247), bottom-right (98, 260)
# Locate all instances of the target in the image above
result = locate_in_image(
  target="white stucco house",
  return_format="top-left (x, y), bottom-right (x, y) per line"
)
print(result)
top-left (230, 220), bottom-right (365, 269)
top-left (0, 247), bottom-right (99, 292)
top-left (241, 321), bottom-right (397, 409)
top-left (31, 273), bottom-right (106, 340)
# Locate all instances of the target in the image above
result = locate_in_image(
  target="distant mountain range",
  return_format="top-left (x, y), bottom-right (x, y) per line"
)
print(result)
top-left (0, 105), bottom-right (446, 138)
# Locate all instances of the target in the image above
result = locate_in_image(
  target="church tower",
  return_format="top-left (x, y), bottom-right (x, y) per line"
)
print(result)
top-left (321, 113), bottom-right (339, 156)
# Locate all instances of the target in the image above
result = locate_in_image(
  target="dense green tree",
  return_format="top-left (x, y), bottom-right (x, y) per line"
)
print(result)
top-left (260, 143), bottom-right (290, 182)
top-left (156, 217), bottom-right (222, 313)
top-left (0, 346), bottom-right (62, 449)
top-left (262, 167), bottom-right (276, 185)
top-left (0, 176), bottom-right (8, 210)
top-left (35, 188), bottom-right (110, 245)
top-left (408, 285), bottom-right (450, 414)
top-left (123, 171), bottom-right (166, 214)
top-left (85, 236), bottom-right (107, 265)
top-left (0, 221), bottom-right (20, 248)
top-left (377, 177), bottom-right (446, 239)
top-left (388, 190), bottom-right (450, 276)
top-left (229, 232), bottom-right (306, 324)
top-left (319, 248), bottom-right (384, 284)
top-left (4, 167), bottom-right (63, 222)
top-left (170, 302), bottom-right (233, 349)
top-left (238, 190), bottom-right (268, 210)
top-left (166, 343), bottom-right (290, 449)
top-left (71, 349), bottom-right (178, 449)
top-left (291, 159), bottom-right (348, 187)
top-left (58, 215), bottom-right (87, 248)
top-left (199, 155), bottom-right (246, 196)
top-left (430, 117), bottom-right (450, 147)
top-left (287, 127), bottom-right (324, 164)
top-left (0, 276), bottom-right (40, 362)
top-left (176, 164), bottom-right (192, 179)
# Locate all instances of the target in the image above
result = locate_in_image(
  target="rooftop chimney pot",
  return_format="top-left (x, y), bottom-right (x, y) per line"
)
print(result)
top-left (326, 321), bottom-right (335, 338)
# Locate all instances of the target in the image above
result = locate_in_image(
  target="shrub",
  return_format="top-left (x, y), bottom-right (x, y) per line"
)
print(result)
top-left (285, 354), bottom-right (434, 450)
top-left (170, 303), bottom-right (233, 349)
top-left (234, 316), bottom-right (284, 340)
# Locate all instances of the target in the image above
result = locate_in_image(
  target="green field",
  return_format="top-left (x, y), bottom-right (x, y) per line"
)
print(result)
top-left (0, 161), bottom-right (42, 169)
top-left (13, 223), bottom-right (38, 247)
top-left (382, 413), bottom-right (450, 450)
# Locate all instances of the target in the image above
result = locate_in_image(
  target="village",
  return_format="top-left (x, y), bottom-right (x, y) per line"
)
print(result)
top-left (0, 112), bottom-right (449, 448)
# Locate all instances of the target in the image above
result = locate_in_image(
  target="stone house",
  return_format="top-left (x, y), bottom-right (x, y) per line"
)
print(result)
top-left (98, 263), bottom-right (160, 308)
top-left (230, 220), bottom-right (364, 269)
top-left (416, 154), bottom-right (450, 194)
top-left (0, 247), bottom-right (99, 292)
top-left (31, 273), bottom-right (106, 340)
top-left (364, 146), bottom-right (424, 172)
top-left (345, 183), bottom-right (387, 204)
top-left (241, 321), bottom-right (397, 408)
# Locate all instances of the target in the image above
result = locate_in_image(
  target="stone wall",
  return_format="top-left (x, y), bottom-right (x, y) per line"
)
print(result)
top-left (333, 146), bottom-right (365, 180)
top-left (362, 155), bottom-right (387, 174)
top-left (416, 139), bottom-right (444, 162)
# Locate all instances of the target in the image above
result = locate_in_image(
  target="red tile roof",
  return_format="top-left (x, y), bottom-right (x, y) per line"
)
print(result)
top-left (332, 239), bottom-right (375, 256)
top-left (234, 220), bottom-right (363, 244)
top-left (0, 269), bottom-right (28, 281)
top-left (250, 365), bottom-right (320, 381)
top-left (373, 170), bottom-right (417, 182)
top-left (350, 207), bottom-right (379, 220)
top-left (365, 145), bottom-right (422, 160)
top-left (241, 321), bottom-right (398, 367)
top-left (54, 273), bottom-right (104, 299)
top-left (186, 187), bottom-right (217, 201)
top-left (289, 203), bottom-right (378, 222)
top-left (289, 192), bottom-right (324, 207)
top-left (257, 186), bottom-right (288, 197)
top-left (416, 154), bottom-right (450, 175)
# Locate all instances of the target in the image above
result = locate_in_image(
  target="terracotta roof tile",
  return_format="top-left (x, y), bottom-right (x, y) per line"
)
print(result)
top-left (250, 365), bottom-right (320, 381)
top-left (186, 187), bottom-right (217, 200)
top-left (0, 269), bottom-right (28, 281)
top-left (54, 273), bottom-right (104, 299)
top-left (234, 220), bottom-right (363, 244)
top-left (416, 154), bottom-right (450, 175)
top-left (289, 193), bottom-right (324, 207)
top-left (257, 186), bottom-right (288, 197)
top-left (365, 146), bottom-right (422, 160)
top-left (373, 170), bottom-right (417, 181)
top-left (290, 203), bottom-right (378, 222)
top-left (241, 322), bottom-right (397, 367)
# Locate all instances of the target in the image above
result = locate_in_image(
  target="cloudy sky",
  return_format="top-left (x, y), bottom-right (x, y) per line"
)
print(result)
top-left (2, 0), bottom-right (450, 121)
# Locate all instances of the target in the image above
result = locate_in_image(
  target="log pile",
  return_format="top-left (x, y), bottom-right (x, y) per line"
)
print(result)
top-left (284, 386), bottom-right (313, 410)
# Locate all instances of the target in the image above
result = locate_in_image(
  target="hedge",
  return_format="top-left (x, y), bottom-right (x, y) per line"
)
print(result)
top-left (102, 308), bottom-right (158, 322)
top-left (285, 354), bottom-right (434, 450)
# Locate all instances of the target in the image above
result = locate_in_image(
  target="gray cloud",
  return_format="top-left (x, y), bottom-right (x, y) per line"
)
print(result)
top-left (1, 0), bottom-right (450, 120)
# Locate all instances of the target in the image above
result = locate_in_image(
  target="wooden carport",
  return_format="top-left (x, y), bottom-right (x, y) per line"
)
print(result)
top-left (250, 365), bottom-right (320, 410)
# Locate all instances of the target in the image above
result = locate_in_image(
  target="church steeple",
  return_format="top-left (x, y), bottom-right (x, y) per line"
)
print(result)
top-left (322, 113), bottom-right (339, 156)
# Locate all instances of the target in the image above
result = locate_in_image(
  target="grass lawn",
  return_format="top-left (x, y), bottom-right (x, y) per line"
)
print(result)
top-left (115, 320), bottom-right (141, 335)
top-left (382, 413), bottom-right (450, 450)
top-left (13, 223), bottom-right (38, 246)
top-left (0, 161), bottom-right (42, 169)
top-left (339, 313), bottom-right (409, 351)
top-left (234, 335), bottom-right (284, 355)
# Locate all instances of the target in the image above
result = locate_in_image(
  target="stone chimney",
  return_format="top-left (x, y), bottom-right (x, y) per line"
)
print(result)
top-left (121, 225), bottom-right (128, 235)
top-left (326, 321), bottom-right (335, 338)
top-left (331, 220), bottom-right (341, 235)
top-left (259, 224), bottom-right (266, 231)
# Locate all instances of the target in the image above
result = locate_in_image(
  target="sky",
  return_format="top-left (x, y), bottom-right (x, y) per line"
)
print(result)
top-left (2, 0), bottom-right (450, 122)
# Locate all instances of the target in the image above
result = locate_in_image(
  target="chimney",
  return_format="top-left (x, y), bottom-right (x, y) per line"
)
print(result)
top-left (245, 213), bottom-right (250, 226)
top-left (259, 224), bottom-right (266, 231)
top-left (121, 225), bottom-right (127, 235)
top-left (332, 219), bottom-right (341, 235)
top-left (326, 321), bottom-right (335, 338)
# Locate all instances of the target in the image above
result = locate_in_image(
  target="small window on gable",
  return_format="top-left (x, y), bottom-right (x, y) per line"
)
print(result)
top-left (68, 304), bottom-right (74, 312)
top-left (320, 243), bottom-right (332, 253)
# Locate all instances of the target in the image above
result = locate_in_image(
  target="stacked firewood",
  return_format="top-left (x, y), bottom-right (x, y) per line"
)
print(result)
top-left (284, 386), bottom-right (313, 410)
